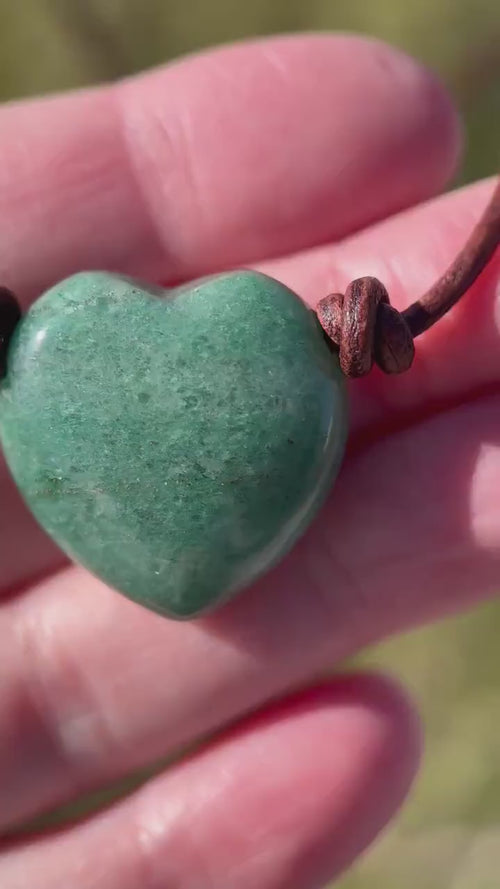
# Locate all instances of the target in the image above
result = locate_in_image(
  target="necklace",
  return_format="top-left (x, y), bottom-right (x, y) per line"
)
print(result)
top-left (0, 179), bottom-right (499, 619)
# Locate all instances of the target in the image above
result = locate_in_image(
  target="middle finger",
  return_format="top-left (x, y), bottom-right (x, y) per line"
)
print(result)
top-left (1, 390), bottom-right (499, 830)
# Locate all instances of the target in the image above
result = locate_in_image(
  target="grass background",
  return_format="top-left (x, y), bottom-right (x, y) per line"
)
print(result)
top-left (1, 1), bottom-right (499, 886)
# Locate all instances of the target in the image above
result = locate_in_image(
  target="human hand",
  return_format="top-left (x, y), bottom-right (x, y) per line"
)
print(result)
top-left (0, 33), bottom-right (498, 889)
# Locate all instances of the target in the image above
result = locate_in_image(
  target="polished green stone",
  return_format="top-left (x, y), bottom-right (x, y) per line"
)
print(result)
top-left (0, 271), bottom-right (347, 618)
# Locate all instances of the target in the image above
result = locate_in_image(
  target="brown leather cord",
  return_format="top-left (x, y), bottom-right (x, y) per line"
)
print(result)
top-left (317, 176), bottom-right (500, 377)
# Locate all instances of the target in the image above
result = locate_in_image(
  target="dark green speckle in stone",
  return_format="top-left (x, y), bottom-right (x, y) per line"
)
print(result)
top-left (0, 270), bottom-right (348, 618)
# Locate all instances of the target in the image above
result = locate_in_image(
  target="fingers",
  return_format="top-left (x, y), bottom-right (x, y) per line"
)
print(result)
top-left (2, 178), bottom-right (497, 595)
top-left (0, 33), bottom-right (463, 593)
top-left (0, 395), bottom-right (499, 828)
top-left (0, 34), bottom-right (459, 304)
top-left (260, 177), bottom-right (500, 435)
top-left (1, 678), bottom-right (420, 889)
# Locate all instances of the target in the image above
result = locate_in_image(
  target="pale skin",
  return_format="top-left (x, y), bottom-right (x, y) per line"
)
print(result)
top-left (0, 32), bottom-right (499, 889)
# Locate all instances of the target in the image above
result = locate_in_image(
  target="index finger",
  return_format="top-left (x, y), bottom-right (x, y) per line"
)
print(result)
top-left (0, 34), bottom-right (459, 303)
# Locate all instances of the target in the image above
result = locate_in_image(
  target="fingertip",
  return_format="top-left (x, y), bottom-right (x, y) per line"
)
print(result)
top-left (324, 671), bottom-right (423, 781)
top-left (278, 672), bottom-right (423, 798)
top-left (270, 673), bottom-right (423, 886)
top-left (355, 35), bottom-right (463, 189)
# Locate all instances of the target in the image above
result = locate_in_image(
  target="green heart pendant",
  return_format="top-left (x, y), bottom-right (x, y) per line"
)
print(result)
top-left (0, 271), bottom-right (347, 618)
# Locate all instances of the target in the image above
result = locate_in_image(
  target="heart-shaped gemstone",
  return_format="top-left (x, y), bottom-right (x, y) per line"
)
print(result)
top-left (0, 271), bottom-right (347, 618)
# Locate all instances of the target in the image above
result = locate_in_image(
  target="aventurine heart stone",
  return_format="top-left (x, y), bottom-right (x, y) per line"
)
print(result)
top-left (0, 271), bottom-right (347, 618)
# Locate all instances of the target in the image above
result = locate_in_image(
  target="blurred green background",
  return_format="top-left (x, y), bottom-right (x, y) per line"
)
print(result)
top-left (1, 2), bottom-right (499, 887)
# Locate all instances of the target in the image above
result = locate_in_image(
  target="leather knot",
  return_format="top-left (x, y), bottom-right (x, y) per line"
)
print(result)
top-left (317, 276), bottom-right (415, 377)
